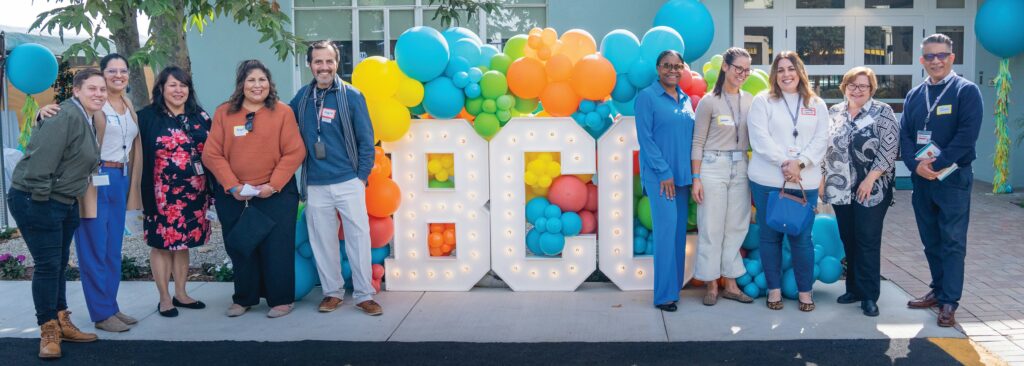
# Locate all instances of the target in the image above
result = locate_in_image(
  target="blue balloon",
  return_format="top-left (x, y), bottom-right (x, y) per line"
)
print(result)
top-left (423, 77), bottom-right (465, 119)
top-left (633, 235), bottom-right (647, 254)
top-left (371, 245), bottom-right (390, 265)
top-left (396, 27), bottom-right (450, 82)
top-left (445, 56), bottom-right (472, 78)
top-left (747, 248), bottom-right (761, 262)
top-left (339, 240), bottom-right (348, 260)
top-left (742, 224), bottom-right (760, 250)
top-left (584, 112), bottom-right (602, 129)
top-left (544, 204), bottom-right (562, 219)
top-left (812, 214), bottom-right (845, 260)
top-left (539, 233), bottom-right (565, 256)
top-left (579, 100), bottom-right (596, 113)
top-left (442, 27), bottom-right (482, 49)
top-left (813, 264), bottom-right (821, 279)
top-left (5, 43), bottom-right (58, 95)
top-left (818, 256), bottom-right (842, 284)
top-left (627, 59), bottom-right (657, 89)
top-left (781, 269), bottom-right (798, 300)
top-left (526, 197), bottom-right (551, 223)
top-left (294, 256), bottom-right (318, 301)
top-left (975, 0), bottom-right (1024, 58)
top-left (600, 29), bottom-right (642, 74)
top-left (295, 214), bottom-right (309, 247)
top-left (754, 272), bottom-right (766, 289)
top-left (571, 112), bottom-right (586, 125)
top-left (545, 217), bottom-right (563, 233)
top-left (596, 103), bottom-right (611, 117)
top-left (645, 238), bottom-right (655, 255)
top-left (464, 83), bottom-right (482, 99)
top-left (297, 241), bottom-right (313, 259)
top-left (612, 99), bottom-right (635, 116)
top-left (743, 282), bottom-right (761, 298)
top-left (640, 26), bottom-right (685, 69)
top-left (634, 224), bottom-right (649, 238)
top-left (468, 67), bottom-right (484, 83)
top-left (736, 272), bottom-right (752, 287)
top-left (341, 259), bottom-right (353, 290)
top-left (561, 211), bottom-right (583, 236)
top-left (652, 0), bottom-right (714, 61)
top-left (745, 259), bottom-right (763, 276)
top-left (453, 72), bottom-right (471, 89)
top-left (452, 39), bottom-right (482, 68)
top-left (410, 104), bottom-right (426, 115)
top-left (526, 229), bottom-right (543, 255)
top-left (534, 217), bottom-right (549, 233)
top-left (813, 244), bottom-right (824, 263)
top-left (480, 45), bottom-right (500, 66)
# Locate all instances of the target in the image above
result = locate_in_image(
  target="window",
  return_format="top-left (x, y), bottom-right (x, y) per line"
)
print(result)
top-left (873, 75), bottom-right (913, 112)
top-left (808, 75), bottom-right (844, 102)
top-left (865, 0), bottom-right (912, 8)
top-left (744, 27), bottom-right (774, 65)
top-left (936, 26), bottom-right (965, 65)
top-left (744, 0), bottom-right (774, 9)
top-left (295, 9), bottom-right (354, 82)
top-left (389, 10), bottom-right (414, 58)
top-left (797, 26), bottom-right (845, 65)
top-left (485, 7), bottom-right (546, 45)
top-left (937, 0), bottom-right (965, 8)
top-left (864, 26), bottom-right (913, 65)
top-left (423, 9), bottom-right (479, 32)
top-left (359, 10), bottom-right (386, 60)
top-left (358, 0), bottom-right (415, 5)
top-left (797, 0), bottom-right (844, 8)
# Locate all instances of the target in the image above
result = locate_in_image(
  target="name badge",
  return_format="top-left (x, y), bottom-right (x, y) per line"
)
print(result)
top-left (716, 115), bottom-right (735, 126)
top-left (936, 105), bottom-right (952, 115)
top-left (854, 115), bottom-right (874, 130)
top-left (916, 130), bottom-right (932, 144)
top-left (92, 174), bottom-right (110, 187)
top-left (786, 146), bottom-right (801, 158)
top-left (233, 125), bottom-right (248, 137)
top-left (321, 108), bottom-right (337, 123)
top-left (201, 111), bottom-right (211, 121)
top-left (731, 151), bottom-right (746, 161)
top-left (800, 108), bottom-right (816, 116)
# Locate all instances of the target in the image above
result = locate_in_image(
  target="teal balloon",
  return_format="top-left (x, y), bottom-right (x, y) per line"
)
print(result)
top-left (496, 95), bottom-right (515, 110)
top-left (480, 71), bottom-right (508, 99)
top-left (637, 196), bottom-right (652, 230)
top-left (294, 256), bottom-right (318, 301)
top-left (534, 217), bottom-right (549, 233)
top-left (742, 224), bottom-right (760, 250)
top-left (747, 249), bottom-right (760, 262)
top-left (745, 259), bottom-right (762, 276)
top-left (737, 273), bottom-right (752, 287)
top-left (480, 45), bottom-right (500, 66)
top-left (468, 67), bottom-right (484, 82)
top-left (600, 29), bottom-right (642, 74)
top-left (526, 229), bottom-right (543, 255)
top-left (754, 272), bottom-right (766, 289)
top-left (452, 38), bottom-right (482, 67)
top-left (297, 241), bottom-right (313, 259)
top-left (544, 204), bottom-right (562, 219)
top-left (539, 233), bottom-right (565, 256)
top-left (782, 249), bottom-right (792, 271)
top-left (545, 217), bottom-right (563, 233)
top-left (814, 244), bottom-right (824, 263)
top-left (465, 97), bottom-right (484, 115)
top-left (579, 99), bottom-right (596, 113)
top-left (584, 112), bottom-right (601, 129)
top-left (490, 53), bottom-right (513, 74)
top-left (634, 224), bottom-right (649, 238)
top-left (596, 103), bottom-right (611, 116)
top-left (818, 256), bottom-right (842, 284)
top-left (339, 240), bottom-right (348, 260)
top-left (781, 269), bottom-right (798, 300)
top-left (633, 235), bottom-right (646, 254)
top-left (639, 26), bottom-right (685, 69)
top-left (571, 112), bottom-right (585, 125)
top-left (465, 83), bottom-right (482, 99)
top-left (644, 238), bottom-right (655, 255)
top-left (6, 43), bottom-right (58, 95)
top-left (813, 264), bottom-right (821, 279)
top-left (295, 213), bottom-right (309, 247)
top-left (410, 104), bottom-right (426, 115)
top-left (445, 56), bottom-right (472, 78)
top-left (396, 27), bottom-right (450, 82)
top-left (371, 245), bottom-right (390, 265)
top-left (526, 197), bottom-right (551, 223)
top-left (812, 214), bottom-right (845, 260)
top-left (627, 59), bottom-right (657, 89)
top-left (611, 74), bottom-right (637, 102)
top-left (613, 99), bottom-right (635, 116)
top-left (423, 77), bottom-right (465, 119)
top-left (482, 99), bottom-right (497, 113)
top-left (428, 179), bottom-right (455, 188)
top-left (473, 113), bottom-right (500, 138)
top-left (653, 0), bottom-right (715, 61)
top-left (453, 71), bottom-right (471, 88)
top-left (975, 0), bottom-right (1024, 58)
top-left (441, 27), bottom-right (482, 48)
top-left (743, 282), bottom-right (761, 298)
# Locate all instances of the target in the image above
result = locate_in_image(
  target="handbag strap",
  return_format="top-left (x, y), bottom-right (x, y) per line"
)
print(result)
top-left (778, 180), bottom-right (808, 205)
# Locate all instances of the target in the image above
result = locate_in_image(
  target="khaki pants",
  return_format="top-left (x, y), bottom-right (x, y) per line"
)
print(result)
top-left (694, 151), bottom-right (750, 281)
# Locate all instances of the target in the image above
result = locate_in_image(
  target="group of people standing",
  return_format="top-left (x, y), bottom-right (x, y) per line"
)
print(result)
top-left (637, 33), bottom-right (981, 328)
top-left (11, 41), bottom-right (381, 359)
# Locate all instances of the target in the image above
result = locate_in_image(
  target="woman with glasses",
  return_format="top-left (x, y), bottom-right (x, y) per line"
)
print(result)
top-left (137, 66), bottom-right (213, 317)
top-left (634, 49), bottom-right (695, 312)
top-left (203, 60), bottom-right (305, 318)
top-left (691, 47), bottom-right (754, 306)
top-left (821, 67), bottom-right (899, 317)
top-left (747, 51), bottom-right (830, 312)
top-left (36, 53), bottom-right (143, 331)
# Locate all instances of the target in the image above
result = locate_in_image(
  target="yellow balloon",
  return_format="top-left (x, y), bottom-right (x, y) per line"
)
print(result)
top-left (524, 171), bottom-right (538, 185)
top-left (367, 97), bottom-right (411, 142)
top-left (437, 170), bottom-right (450, 182)
top-left (545, 161), bottom-right (561, 176)
top-left (538, 175), bottom-right (553, 188)
top-left (538, 153), bottom-right (553, 162)
top-left (428, 159), bottom-right (442, 174)
top-left (395, 77), bottom-right (424, 107)
top-left (353, 56), bottom-right (400, 100)
top-left (531, 184), bottom-right (549, 196)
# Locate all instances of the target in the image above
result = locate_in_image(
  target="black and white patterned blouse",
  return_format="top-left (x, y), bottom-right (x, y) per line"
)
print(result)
top-left (823, 99), bottom-right (899, 207)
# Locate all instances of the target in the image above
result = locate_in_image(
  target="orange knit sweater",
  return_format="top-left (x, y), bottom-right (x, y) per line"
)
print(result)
top-left (202, 102), bottom-right (306, 193)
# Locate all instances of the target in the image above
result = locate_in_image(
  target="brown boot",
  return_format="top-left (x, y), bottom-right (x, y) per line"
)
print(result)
top-left (38, 319), bottom-right (61, 359)
top-left (57, 310), bottom-right (98, 343)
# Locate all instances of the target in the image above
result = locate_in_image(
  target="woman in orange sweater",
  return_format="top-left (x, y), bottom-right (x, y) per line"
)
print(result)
top-left (202, 60), bottom-right (306, 318)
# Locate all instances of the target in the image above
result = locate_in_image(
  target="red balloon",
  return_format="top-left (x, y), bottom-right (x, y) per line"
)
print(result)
top-left (372, 263), bottom-right (385, 280)
top-left (684, 73), bottom-right (707, 96)
top-left (584, 183), bottom-right (598, 212)
top-left (632, 150), bottom-right (640, 175)
top-left (689, 94), bottom-right (702, 111)
top-left (548, 175), bottom-right (588, 212)
top-left (371, 279), bottom-right (382, 293)
top-left (370, 216), bottom-right (394, 248)
top-left (678, 68), bottom-right (693, 93)
top-left (579, 210), bottom-right (597, 234)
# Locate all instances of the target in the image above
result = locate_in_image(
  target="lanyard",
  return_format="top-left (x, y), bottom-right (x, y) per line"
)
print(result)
top-left (313, 87), bottom-right (328, 141)
top-left (921, 76), bottom-right (955, 131)
top-left (106, 113), bottom-right (130, 163)
top-left (781, 94), bottom-right (802, 141)
top-left (723, 92), bottom-right (742, 146)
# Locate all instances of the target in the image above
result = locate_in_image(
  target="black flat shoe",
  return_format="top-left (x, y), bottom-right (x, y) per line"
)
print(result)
top-left (655, 302), bottom-right (678, 312)
top-left (173, 298), bottom-right (206, 309)
top-left (158, 304), bottom-right (178, 317)
top-left (861, 300), bottom-right (879, 317)
top-left (837, 293), bottom-right (862, 304)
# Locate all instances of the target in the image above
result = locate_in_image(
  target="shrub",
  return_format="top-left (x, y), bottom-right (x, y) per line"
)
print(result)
top-left (0, 253), bottom-right (28, 279)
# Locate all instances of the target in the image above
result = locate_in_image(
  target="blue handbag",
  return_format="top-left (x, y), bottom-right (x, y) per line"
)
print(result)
top-left (765, 181), bottom-right (814, 236)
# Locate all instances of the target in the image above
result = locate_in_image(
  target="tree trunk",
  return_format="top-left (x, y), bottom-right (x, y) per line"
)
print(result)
top-left (110, 1), bottom-right (150, 107)
top-left (151, 0), bottom-right (191, 75)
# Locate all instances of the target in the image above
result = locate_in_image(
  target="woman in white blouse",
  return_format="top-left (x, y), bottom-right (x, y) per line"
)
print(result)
top-left (747, 51), bottom-right (830, 312)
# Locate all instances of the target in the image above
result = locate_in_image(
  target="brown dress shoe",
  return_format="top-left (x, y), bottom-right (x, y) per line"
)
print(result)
top-left (356, 300), bottom-right (383, 316)
top-left (319, 297), bottom-right (343, 313)
top-left (938, 304), bottom-right (957, 327)
top-left (57, 310), bottom-right (98, 343)
top-left (907, 290), bottom-right (939, 309)
top-left (39, 319), bottom-right (61, 359)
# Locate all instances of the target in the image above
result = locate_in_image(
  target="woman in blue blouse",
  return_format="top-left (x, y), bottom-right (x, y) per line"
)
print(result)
top-left (634, 50), bottom-right (694, 312)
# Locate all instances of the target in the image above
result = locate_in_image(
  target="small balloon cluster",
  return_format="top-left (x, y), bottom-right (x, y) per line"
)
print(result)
top-left (570, 100), bottom-right (614, 138)
top-left (428, 223), bottom-right (457, 257)
top-left (523, 152), bottom-right (562, 196)
top-left (731, 216), bottom-right (846, 299)
top-left (525, 197), bottom-right (584, 257)
top-left (632, 219), bottom-right (654, 255)
top-left (426, 153), bottom-right (455, 188)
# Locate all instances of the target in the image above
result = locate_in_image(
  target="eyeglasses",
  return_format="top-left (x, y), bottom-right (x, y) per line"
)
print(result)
top-left (846, 83), bottom-right (871, 92)
top-left (728, 64), bottom-right (752, 76)
top-left (245, 112), bottom-right (255, 132)
top-left (104, 68), bottom-right (129, 76)
top-left (923, 52), bottom-right (951, 61)
top-left (659, 63), bottom-right (686, 71)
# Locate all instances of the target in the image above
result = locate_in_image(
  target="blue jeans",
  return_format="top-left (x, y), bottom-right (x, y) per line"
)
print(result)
top-left (750, 181), bottom-right (817, 293)
top-left (911, 168), bottom-right (972, 308)
top-left (8, 189), bottom-right (80, 325)
top-left (75, 165), bottom-right (129, 321)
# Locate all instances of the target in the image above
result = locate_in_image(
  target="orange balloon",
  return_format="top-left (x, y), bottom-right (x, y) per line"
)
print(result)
top-left (365, 176), bottom-right (401, 218)
top-left (430, 223), bottom-right (444, 233)
top-left (541, 27), bottom-right (557, 46)
top-left (507, 57), bottom-right (548, 99)
top-left (539, 81), bottom-right (581, 117)
top-left (557, 29), bottom-right (597, 63)
top-left (545, 54), bottom-right (573, 82)
top-left (537, 46), bottom-right (552, 60)
top-left (444, 223), bottom-right (455, 231)
top-left (570, 54), bottom-right (616, 101)
top-left (528, 27), bottom-right (543, 37)
top-left (371, 147), bottom-right (391, 178)
top-left (430, 248), bottom-right (443, 257)
top-left (440, 244), bottom-right (452, 253)
top-left (527, 34), bottom-right (543, 49)
top-left (428, 233), bottom-right (443, 248)
top-left (443, 230), bottom-right (456, 245)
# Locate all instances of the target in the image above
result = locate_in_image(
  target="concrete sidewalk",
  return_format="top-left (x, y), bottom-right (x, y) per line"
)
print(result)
top-left (0, 280), bottom-right (961, 343)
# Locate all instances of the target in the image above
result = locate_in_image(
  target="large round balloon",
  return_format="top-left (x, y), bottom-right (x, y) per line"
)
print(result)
top-left (652, 0), bottom-right (715, 61)
top-left (600, 30), bottom-right (641, 74)
top-left (557, 29), bottom-right (597, 63)
top-left (479, 71), bottom-right (508, 99)
top-left (366, 176), bottom-right (401, 218)
top-left (507, 57), bottom-right (548, 99)
top-left (452, 38), bottom-right (483, 67)
top-left (610, 74), bottom-right (637, 102)
top-left (352, 57), bottom-right (401, 100)
top-left (504, 34), bottom-right (529, 60)
top-left (6, 43), bottom-right (59, 95)
top-left (570, 54), bottom-right (616, 100)
top-left (441, 27), bottom-right (483, 48)
top-left (395, 77), bottom-right (425, 107)
top-left (546, 54), bottom-right (574, 82)
top-left (423, 77), bottom-right (465, 119)
top-left (627, 59), bottom-right (657, 89)
top-left (538, 81), bottom-right (581, 117)
top-left (369, 216), bottom-right (394, 248)
top-left (975, 0), bottom-right (1024, 58)
top-left (640, 26), bottom-right (685, 67)
top-left (366, 97), bottom-right (411, 142)
top-left (548, 175), bottom-right (588, 212)
top-left (294, 256), bottom-right (318, 301)
top-left (395, 27), bottom-right (450, 82)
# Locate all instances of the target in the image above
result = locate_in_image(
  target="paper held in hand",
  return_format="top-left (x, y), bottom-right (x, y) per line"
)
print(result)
top-left (240, 184), bottom-right (261, 197)
top-left (915, 142), bottom-right (958, 181)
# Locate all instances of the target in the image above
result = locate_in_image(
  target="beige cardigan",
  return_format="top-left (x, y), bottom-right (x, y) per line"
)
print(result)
top-left (78, 94), bottom-right (143, 218)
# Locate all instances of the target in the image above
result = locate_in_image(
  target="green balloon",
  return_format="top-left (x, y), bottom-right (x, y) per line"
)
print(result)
top-left (490, 53), bottom-right (513, 74)
top-left (480, 71), bottom-right (508, 99)
top-left (482, 99), bottom-right (497, 113)
top-left (632, 174), bottom-right (643, 197)
top-left (633, 196), bottom-right (641, 216)
top-left (428, 179), bottom-right (455, 189)
top-left (742, 72), bottom-right (769, 96)
top-left (465, 97), bottom-right (484, 116)
top-left (474, 112), bottom-right (500, 139)
top-left (477, 66), bottom-right (490, 74)
top-left (410, 104), bottom-right (425, 115)
top-left (496, 110), bottom-right (512, 125)
top-left (515, 97), bottom-right (539, 114)
top-left (496, 95), bottom-right (514, 110)
top-left (710, 54), bottom-right (724, 69)
top-left (754, 68), bottom-right (769, 81)
top-left (637, 196), bottom-right (652, 230)
top-left (504, 35), bottom-right (529, 60)
top-left (687, 196), bottom-right (698, 231)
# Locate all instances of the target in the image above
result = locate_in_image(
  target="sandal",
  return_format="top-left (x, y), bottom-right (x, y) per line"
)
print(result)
top-left (799, 301), bottom-right (816, 312)
top-left (703, 291), bottom-right (718, 306)
top-left (722, 291), bottom-right (754, 304)
top-left (766, 298), bottom-right (783, 310)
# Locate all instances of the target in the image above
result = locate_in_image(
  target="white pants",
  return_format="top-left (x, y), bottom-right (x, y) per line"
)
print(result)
top-left (694, 151), bottom-right (751, 281)
top-left (306, 178), bottom-right (375, 303)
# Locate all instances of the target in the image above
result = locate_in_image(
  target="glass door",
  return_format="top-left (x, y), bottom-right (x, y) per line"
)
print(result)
top-left (785, 16), bottom-right (855, 105)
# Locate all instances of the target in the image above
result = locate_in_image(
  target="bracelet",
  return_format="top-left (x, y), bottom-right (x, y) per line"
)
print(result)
top-left (692, 174), bottom-right (701, 179)
top-left (228, 186), bottom-right (239, 194)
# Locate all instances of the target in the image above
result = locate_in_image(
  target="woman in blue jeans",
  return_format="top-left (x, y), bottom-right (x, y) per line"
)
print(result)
top-left (746, 51), bottom-right (830, 311)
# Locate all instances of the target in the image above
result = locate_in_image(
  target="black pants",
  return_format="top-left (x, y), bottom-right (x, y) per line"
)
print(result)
top-left (215, 180), bottom-right (298, 307)
top-left (833, 192), bottom-right (892, 302)
top-left (8, 189), bottom-right (80, 325)
top-left (911, 169), bottom-right (972, 308)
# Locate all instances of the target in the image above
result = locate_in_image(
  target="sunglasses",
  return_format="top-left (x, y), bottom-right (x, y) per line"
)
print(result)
top-left (659, 63), bottom-right (686, 71)
top-left (245, 112), bottom-right (255, 132)
top-left (923, 52), bottom-right (951, 61)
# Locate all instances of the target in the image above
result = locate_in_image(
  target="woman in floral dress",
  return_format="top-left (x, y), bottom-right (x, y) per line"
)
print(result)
top-left (137, 66), bottom-right (213, 317)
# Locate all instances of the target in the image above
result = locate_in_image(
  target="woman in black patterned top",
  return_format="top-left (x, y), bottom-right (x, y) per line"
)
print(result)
top-left (821, 67), bottom-right (899, 317)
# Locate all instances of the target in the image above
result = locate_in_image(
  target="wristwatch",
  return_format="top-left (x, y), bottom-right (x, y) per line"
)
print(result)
top-left (798, 162), bottom-right (806, 169)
